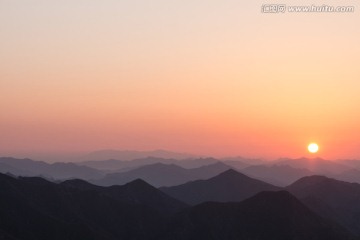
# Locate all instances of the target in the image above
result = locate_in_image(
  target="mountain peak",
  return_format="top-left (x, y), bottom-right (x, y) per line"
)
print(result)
top-left (162, 190), bottom-right (350, 240)
top-left (289, 175), bottom-right (334, 186)
top-left (124, 178), bottom-right (155, 189)
top-left (161, 168), bottom-right (280, 205)
top-left (214, 168), bottom-right (247, 179)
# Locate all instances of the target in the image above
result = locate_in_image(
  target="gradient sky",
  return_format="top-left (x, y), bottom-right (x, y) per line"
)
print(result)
top-left (1, 0), bottom-right (360, 159)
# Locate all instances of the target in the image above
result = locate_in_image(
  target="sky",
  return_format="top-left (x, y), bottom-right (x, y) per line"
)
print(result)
top-left (1, 0), bottom-right (360, 160)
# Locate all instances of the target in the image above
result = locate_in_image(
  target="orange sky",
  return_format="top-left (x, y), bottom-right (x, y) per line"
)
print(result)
top-left (1, 1), bottom-right (360, 159)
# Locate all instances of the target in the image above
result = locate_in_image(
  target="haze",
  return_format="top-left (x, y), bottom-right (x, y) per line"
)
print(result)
top-left (1, 0), bottom-right (360, 159)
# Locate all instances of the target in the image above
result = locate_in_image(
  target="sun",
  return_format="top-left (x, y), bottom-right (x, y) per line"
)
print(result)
top-left (308, 143), bottom-right (319, 153)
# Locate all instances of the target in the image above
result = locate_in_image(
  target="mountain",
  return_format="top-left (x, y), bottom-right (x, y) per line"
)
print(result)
top-left (62, 178), bottom-right (187, 215)
top-left (0, 172), bottom-right (355, 240)
top-left (0, 173), bottom-right (187, 240)
top-left (221, 156), bottom-right (265, 165)
top-left (287, 175), bottom-right (360, 235)
top-left (0, 162), bottom-right (32, 176)
top-left (221, 160), bottom-right (250, 170)
top-left (159, 191), bottom-right (351, 240)
top-left (76, 159), bottom-right (129, 171)
top-left (92, 162), bottom-right (231, 187)
top-left (276, 157), bottom-right (352, 175)
top-left (41, 162), bottom-right (104, 180)
top-left (242, 164), bottom-right (314, 186)
top-left (160, 169), bottom-right (281, 205)
top-left (0, 157), bottom-right (49, 173)
top-left (335, 160), bottom-right (360, 170)
top-left (0, 157), bottom-right (105, 180)
top-left (80, 149), bottom-right (199, 162)
top-left (335, 169), bottom-right (360, 184)
top-left (175, 158), bottom-right (220, 169)
top-left (77, 157), bottom-right (219, 171)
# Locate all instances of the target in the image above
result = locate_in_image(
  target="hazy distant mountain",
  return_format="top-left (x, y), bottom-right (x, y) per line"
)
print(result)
top-left (76, 159), bottom-right (129, 170)
top-left (335, 169), bottom-right (360, 184)
top-left (77, 157), bottom-right (219, 171)
top-left (160, 191), bottom-right (351, 240)
top-left (287, 175), bottom-right (360, 235)
top-left (160, 169), bottom-right (281, 205)
top-left (0, 157), bottom-right (48, 173)
top-left (221, 160), bottom-right (250, 170)
top-left (276, 157), bottom-right (352, 175)
top-left (0, 162), bottom-right (32, 176)
top-left (336, 160), bottom-right (360, 170)
top-left (0, 173), bottom-right (186, 240)
top-left (0, 157), bottom-right (105, 180)
top-left (42, 162), bottom-right (105, 180)
top-left (221, 156), bottom-right (265, 165)
top-left (93, 162), bottom-right (231, 187)
top-left (175, 158), bottom-right (220, 168)
top-left (80, 149), bottom-right (199, 162)
top-left (242, 164), bottom-right (314, 186)
top-left (77, 157), bottom-right (177, 171)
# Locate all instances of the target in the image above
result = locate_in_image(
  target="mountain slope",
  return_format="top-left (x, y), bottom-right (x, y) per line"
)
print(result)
top-left (160, 169), bottom-right (281, 205)
top-left (335, 169), bottom-right (360, 184)
top-left (0, 172), bottom-right (355, 240)
top-left (287, 175), bottom-right (360, 235)
top-left (62, 178), bottom-right (187, 215)
top-left (159, 191), bottom-right (351, 240)
top-left (0, 173), bottom-right (187, 240)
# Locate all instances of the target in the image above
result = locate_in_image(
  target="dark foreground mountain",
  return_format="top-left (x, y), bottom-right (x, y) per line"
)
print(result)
top-left (93, 162), bottom-right (230, 187)
top-left (160, 169), bottom-right (281, 205)
top-left (0, 173), bottom-right (186, 240)
top-left (0, 172), bottom-right (356, 240)
top-left (287, 175), bottom-right (360, 235)
top-left (159, 191), bottom-right (351, 240)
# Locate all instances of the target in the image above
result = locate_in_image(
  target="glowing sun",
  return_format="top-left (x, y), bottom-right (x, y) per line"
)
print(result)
top-left (308, 143), bottom-right (319, 153)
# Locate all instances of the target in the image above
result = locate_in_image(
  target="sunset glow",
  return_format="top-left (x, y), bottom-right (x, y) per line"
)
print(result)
top-left (1, 1), bottom-right (360, 160)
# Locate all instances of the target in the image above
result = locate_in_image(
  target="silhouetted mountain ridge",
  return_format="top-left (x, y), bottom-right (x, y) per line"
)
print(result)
top-left (287, 175), bottom-right (360, 235)
top-left (0, 172), bottom-right (357, 240)
top-left (160, 169), bottom-right (281, 205)
top-left (159, 190), bottom-right (351, 240)
top-left (0, 172), bottom-right (186, 240)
